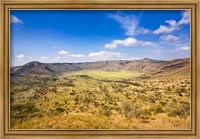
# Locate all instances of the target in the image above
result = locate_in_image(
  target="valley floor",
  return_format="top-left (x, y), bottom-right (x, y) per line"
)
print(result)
top-left (10, 70), bottom-right (190, 130)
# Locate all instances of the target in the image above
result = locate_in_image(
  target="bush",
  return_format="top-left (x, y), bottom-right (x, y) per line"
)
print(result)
top-left (56, 107), bottom-right (65, 113)
top-left (122, 101), bottom-right (135, 119)
top-left (139, 89), bottom-right (146, 93)
top-left (166, 103), bottom-right (188, 118)
top-left (176, 88), bottom-right (183, 96)
top-left (153, 104), bottom-right (164, 114)
top-left (135, 108), bottom-right (152, 119)
top-left (55, 102), bottom-right (59, 106)
top-left (132, 82), bottom-right (141, 86)
top-left (100, 104), bottom-right (112, 117)
top-left (103, 108), bottom-right (112, 117)
top-left (11, 103), bottom-right (39, 124)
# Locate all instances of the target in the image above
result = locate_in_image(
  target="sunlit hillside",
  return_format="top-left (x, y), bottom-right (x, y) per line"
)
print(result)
top-left (10, 58), bottom-right (190, 129)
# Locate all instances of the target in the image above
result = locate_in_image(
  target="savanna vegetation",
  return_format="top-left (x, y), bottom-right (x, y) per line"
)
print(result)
top-left (10, 59), bottom-right (190, 129)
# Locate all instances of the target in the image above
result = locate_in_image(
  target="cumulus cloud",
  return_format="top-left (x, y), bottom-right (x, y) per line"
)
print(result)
top-left (58, 50), bottom-right (69, 55)
top-left (108, 13), bottom-right (151, 36)
top-left (56, 50), bottom-right (131, 62)
top-left (105, 38), bottom-right (138, 49)
top-left (16, 54), bottom-right (33, 62)
top-left (58, 50), bottom-right (85, 58)
top-left (104, 37), bottom-right (154, 49)
top-left (70, 54), bottom-right (85, 58)
top-left (154, 11), bottom-right (190, 34)
top-left (180, 46), bottom-right (190, 51)
top-left (160, 35), bottom-right (179, 41)
top-left (154, 20), bottom-right (179, 34)
top-left (16, 54), bottom-right (25, 60)
top-left (10, 15), bottom-right (23, 24)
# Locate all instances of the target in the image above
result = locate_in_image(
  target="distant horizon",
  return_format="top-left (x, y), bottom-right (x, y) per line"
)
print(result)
top-left (10, 10), bottom-right (190, 67)
top-left (11, 57), bottom-right (190, 67)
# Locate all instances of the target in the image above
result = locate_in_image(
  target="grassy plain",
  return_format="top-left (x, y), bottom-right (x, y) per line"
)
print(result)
top-left (10, 67), bottom-right (190, 129)
top-left (63, 70), bottom-right (143, 80)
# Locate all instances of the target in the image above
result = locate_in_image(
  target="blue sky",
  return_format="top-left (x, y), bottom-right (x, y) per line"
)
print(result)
top-left (10, 10), bottom-right (190, 66)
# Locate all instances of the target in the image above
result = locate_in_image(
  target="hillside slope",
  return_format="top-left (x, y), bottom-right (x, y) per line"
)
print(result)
top-left (11, 58), bottom-right (190, 77)
top-left (10, 58), bottom-right (191, 130)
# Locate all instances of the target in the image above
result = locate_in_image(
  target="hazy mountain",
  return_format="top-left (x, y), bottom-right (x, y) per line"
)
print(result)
top-left (10, 58), bottom-right (190, 77)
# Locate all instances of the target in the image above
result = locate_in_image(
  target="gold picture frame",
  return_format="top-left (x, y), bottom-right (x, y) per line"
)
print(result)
top-left (0, 0), bottom-right (199, 138)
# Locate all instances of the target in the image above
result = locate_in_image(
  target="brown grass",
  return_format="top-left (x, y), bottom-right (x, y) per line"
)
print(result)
top-left (12, 113), bottom-right (190, 130)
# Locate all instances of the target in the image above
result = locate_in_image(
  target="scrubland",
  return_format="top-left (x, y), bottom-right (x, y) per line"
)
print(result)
top-left (10, 68), bottom-right (190, 129)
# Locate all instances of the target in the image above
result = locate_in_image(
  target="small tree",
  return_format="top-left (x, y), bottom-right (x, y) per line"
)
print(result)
top-left (11, 103), bottom-right (39, 124)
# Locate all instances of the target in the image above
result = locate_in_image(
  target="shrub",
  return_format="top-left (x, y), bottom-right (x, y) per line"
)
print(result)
top-left (56, 107), bottom-right (65, 113)
top-left (166, 103), bottom-right (188, 118)
top-left (70, 90), bottom-right (76, 95)
top-left (135, 107), bottom-right (152, 119)
top-left (153, 104), bottom-right (164, 114)
top-left (139, 89), bottom-right (146, 93)
top-left (180, 87), bottom-right (186, 92)
top-left (132, 82), bottom-right (141, 86)
top-left (103, 108), bottom-right (112, 117)
top-left (122, 101), bottom-right (135, 119)
top-left (176, 88), bottom-right (184, 96)
top-left (101, 104), bottom-right (112, 117)
top-left (11, 103), bottom-right (39, 124)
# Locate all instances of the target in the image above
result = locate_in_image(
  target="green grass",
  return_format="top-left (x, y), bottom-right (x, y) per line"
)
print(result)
top-left (10, 69), bottom-right (190, 130)
top-left (62, 70), bottom-right (143, 80)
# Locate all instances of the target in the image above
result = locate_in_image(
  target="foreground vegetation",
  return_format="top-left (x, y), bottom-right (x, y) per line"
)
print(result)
top-left (10, 60), bottom-right (190, 130)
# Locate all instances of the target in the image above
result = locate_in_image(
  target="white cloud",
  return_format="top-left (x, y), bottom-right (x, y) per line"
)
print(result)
top-left (40, 56), bottom-right (48, 60)
top-left (10, 15), bottom-right (23, 24)
top-left (154, 25), bottom-right (172, 34)
top-left (178, 11), bottom-right (190, 25)
top-left (105, 37), bottom-right (154, 49)
top-left (58, 50), bottom-right (85, 58)
top-left (16, 54), bottom-right (27, 62)
top-left (160, 35), bottom-right (179, 41)
top-left (140, 41), bottom-right (153, 46)
top-left (70, 54), bottom-right (85, 58)
top-left (16, 54), bottom-right (25, 59)
top-left (55, 50), bottom-right (133, 62)
top-left (180, 46), bottom-right (190, 51)
top-left (154, 20), bottom-right (179, 34)
top-left (108, 13), bottom-right (138, 36)
top-left (137, 27), bottom-right (151, 34)
top-left (166, 20), bottom-right (177, 27)
top-left (58, 50), bottom-right (69, 55)
top-left (104, 43), bottom-right (118, 49)
top-left (154, 10), bottom-right (190, 34)
top-left (108, 13), bottom-right (151, 36)
top-left (88, 51), bottom-right (124, 58)
top-left (86, 51), bottom-right (141, 61)
top-left (105, 38), bottom-right (138, 49)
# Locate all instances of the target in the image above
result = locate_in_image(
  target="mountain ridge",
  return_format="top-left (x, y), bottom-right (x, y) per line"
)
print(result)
top-left (11, 58), bottom-right (190, 77)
